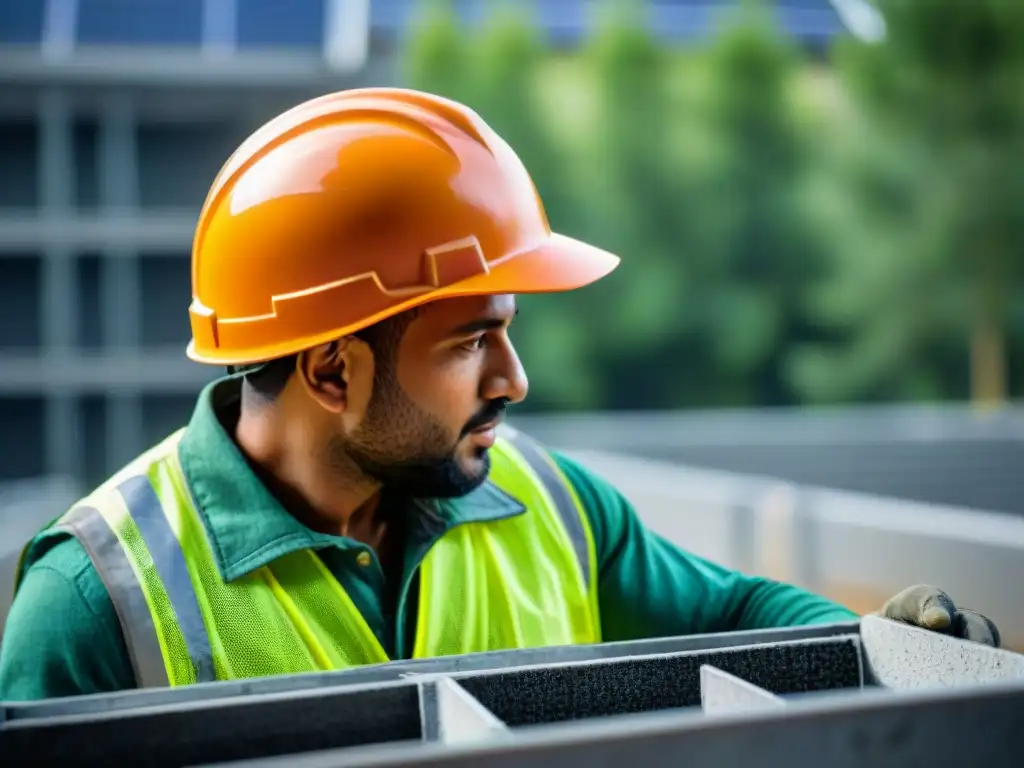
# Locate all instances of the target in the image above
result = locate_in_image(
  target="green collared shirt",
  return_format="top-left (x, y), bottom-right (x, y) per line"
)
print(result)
top-left (0, 379), bottom-right (857, 701)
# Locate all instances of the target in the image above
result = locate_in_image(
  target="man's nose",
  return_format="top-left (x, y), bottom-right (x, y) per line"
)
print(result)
top-left (482, 339), bottom-right (529, 406)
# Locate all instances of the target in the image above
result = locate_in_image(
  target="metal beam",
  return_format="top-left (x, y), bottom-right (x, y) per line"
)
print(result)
top-left (0, 49), bottom-right (374, 89)
top-left (0, 211), bottom-right (195, 251)
top-left (0, 351), bottom-right (217, 394)
top-left (37, 87), bottom-right (82, 480)
top-left (97, 92), bottom-right (143, 470)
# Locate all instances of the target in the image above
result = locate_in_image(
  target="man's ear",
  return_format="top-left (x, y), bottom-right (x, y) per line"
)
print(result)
top-left (296, 337), bottom-right (376, 416)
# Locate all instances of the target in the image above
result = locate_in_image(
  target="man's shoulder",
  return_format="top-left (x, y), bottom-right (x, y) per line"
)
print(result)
top-left (16, 526), bottom-right (110, 616)
top-left (1, 518), bottom-right (132, 701)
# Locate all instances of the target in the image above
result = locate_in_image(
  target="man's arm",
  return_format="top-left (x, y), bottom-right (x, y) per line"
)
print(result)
top-left (550, 452), bottom-right (857, 640)
top-left (0, 535), bottom-right (136, 701)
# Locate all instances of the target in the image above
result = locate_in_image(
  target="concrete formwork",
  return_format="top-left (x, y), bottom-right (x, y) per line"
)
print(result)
top-left (3, 617), bottom-right (1022, 767)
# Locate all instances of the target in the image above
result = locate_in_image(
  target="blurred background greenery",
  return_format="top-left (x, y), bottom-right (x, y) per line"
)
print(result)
top-left (403, 0), bottom-right (1024, 413)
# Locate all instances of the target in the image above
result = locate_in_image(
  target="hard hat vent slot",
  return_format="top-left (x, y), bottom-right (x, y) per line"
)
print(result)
top-left (422, 237), bottom-right (490, 288)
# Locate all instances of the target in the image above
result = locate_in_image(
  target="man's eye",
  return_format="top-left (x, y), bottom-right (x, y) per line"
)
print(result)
top-left (462, 336), bottom-right (487, 351)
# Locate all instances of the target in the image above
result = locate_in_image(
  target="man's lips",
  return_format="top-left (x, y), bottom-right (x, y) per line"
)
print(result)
top-left (467, 418), bottom-right (502, 448)
top-left (466, 412), bottom-right (504, 434)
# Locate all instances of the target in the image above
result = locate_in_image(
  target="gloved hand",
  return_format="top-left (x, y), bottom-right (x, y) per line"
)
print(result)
top-left (873, 584), bottom-right (1001, 647)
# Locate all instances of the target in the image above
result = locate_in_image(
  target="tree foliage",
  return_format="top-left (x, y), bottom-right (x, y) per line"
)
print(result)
top-left (797, 0), bottom-right (1024, 405)
top-left (402, 0), bottom-right (1024, 411)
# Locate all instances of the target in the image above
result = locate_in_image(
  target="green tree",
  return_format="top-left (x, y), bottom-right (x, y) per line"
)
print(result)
top-left (685, 0), bottom-right (830, 406)
top-left (796, 0), bottom-right (1024, 406)
top-left (577, 0), bottom-right (709, 409)
top-left (401, 0), bottom-right (473, 103)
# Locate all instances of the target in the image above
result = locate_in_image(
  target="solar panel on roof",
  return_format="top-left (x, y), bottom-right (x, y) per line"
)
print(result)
top-left (237, 0), bottom-right (325, 49)
top-left (0, 0), bottom-right (854, 57)
top-left (0, 0), bottom-right (46, 45)
top-left (77, 0), bottom-right (204, 47)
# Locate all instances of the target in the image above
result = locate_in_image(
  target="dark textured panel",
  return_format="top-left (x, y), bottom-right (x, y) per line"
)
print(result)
top-left (0, 683), bottom-right (422, 767)
top-left (458, 639), bottom-right (862, 726)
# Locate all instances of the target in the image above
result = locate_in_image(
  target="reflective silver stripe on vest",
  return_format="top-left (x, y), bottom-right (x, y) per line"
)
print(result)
top-left (54, 505), bottom-right (170, 688)
top-left (503, 429), bottom-right (592, 589)
top-left (116, 475), bottom-right (217, 684)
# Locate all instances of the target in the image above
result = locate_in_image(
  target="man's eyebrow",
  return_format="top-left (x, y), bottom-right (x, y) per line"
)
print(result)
top-left (449, 307), bottom-right (519, 337)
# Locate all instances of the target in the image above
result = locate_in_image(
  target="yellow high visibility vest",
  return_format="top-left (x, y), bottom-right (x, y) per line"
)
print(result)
top-left (22, 427), bottom-right (600, 688)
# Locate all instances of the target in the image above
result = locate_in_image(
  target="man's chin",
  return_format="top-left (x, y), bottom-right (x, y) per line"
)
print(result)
top-left (437, 452), bottom-right (491, 498)
top-left (377, 452), bottom-right (490, 500)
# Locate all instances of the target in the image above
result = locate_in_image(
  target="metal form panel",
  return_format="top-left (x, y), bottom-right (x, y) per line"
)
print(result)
top-left (699, 665), bottom-right (785, 714)
top-left (860, 614), bottom-right (1024, 689)
top-left (3, 621), bottom-right (861, 721)
top-left (0, 679), bottom-right (423, 767)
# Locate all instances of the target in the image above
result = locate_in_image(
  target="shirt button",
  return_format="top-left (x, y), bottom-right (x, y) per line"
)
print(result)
top-left (356, 551), bottom-right (372, 568)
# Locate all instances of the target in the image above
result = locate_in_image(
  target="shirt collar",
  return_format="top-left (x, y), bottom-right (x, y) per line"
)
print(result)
top-left (177, 376), bottom-right (525, 582)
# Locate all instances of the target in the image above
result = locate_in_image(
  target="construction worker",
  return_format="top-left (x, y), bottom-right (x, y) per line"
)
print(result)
top-left (0, 89), bottom-right (1001, 701)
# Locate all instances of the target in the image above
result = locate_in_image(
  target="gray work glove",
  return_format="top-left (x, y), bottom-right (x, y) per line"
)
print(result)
top-left (872, 584), bottom-right (1001, 647)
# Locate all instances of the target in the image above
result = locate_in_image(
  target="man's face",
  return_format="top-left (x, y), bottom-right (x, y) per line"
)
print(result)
top-left (335, 294), bottom-right (528, 498)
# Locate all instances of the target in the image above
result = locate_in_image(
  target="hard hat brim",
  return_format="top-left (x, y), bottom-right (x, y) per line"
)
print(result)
top-left (434, 232), bottom-right (620, 299)
top-left (186, 233), bottom-right (619, 366)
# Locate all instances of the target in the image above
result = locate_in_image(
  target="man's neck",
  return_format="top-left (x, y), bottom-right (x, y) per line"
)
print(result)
top-left (233, 404), bottom-right (384, 543)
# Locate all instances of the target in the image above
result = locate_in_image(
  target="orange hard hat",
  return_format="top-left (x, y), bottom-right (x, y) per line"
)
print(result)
top-left (187, 87), bottom-right (620, 366)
